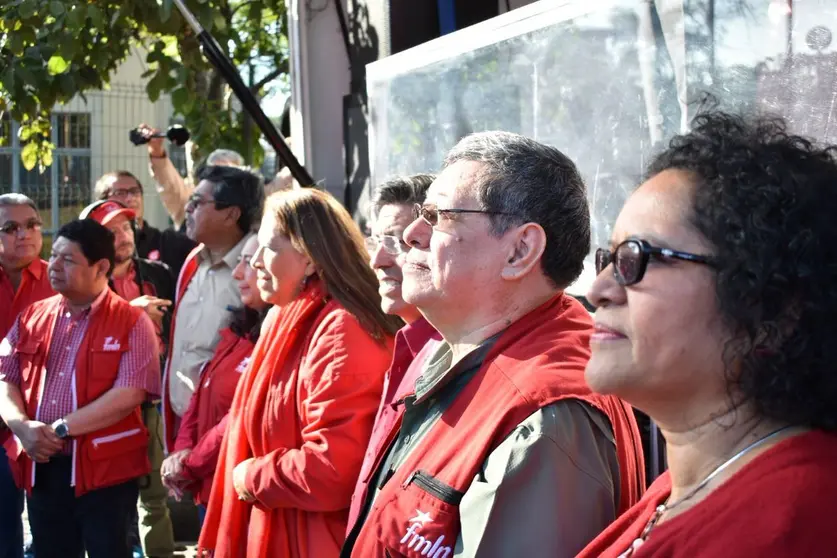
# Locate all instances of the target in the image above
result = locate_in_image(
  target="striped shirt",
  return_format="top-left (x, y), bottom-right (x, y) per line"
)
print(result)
top-left (0, 288), bottom-right (161, 452)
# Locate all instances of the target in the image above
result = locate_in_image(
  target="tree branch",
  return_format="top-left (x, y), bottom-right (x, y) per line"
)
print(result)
top-left (249, 64), bottom-right (287, 93)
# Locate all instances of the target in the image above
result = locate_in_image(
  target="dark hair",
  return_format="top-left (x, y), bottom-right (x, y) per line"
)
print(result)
top-left (266, 189), bottom-right (403, 341)
top-left (94, 171), bottom-right (142, 201)
top-left (444, 132), bottom-right (590, 289)
top-left (372, 173), bottom-right (435, 217)
top-left (196, 165), bottom-right (265, 234)
top-left (56, 219), bottom-right (116, 277)
top-left (647, 110), bottom-right (837, 431)
top-left (228, 306), bottom-right (270, 343)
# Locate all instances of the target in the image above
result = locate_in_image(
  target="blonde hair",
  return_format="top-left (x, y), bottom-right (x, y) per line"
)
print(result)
top-left (266, 188), bottom-right (402, 340)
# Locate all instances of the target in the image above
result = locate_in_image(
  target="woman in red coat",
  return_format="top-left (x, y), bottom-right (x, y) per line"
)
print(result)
top-left (197, 189), bottom-right (401, 558)
top-left (160, 234), bottom-right (269, 520)
top-left (578, 112), bottom-right (837, 557)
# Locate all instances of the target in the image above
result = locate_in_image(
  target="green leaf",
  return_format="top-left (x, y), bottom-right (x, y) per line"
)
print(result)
top-left (59, 37), bottom-right (78, 60)
top-left (171, 86), bottom-right (193, 114)
top-left (161, 0), bottom-right (173, 22)
top-left (87, 5), bottom-right (103, 28)
top-left (47, 55), bottom-right (70, 75)
top-left (65, 5), bottom-right (86, 30)
top-left (58, 74), bottom-right (75, 96)
top-left (18, 0), bottom-right (37, 19)
top-left (21, 141), bottom-right (38, 171)
top-left (146, 70), bottom-right (166, 103)
top-left (48, 1), bottom-right (64, 17)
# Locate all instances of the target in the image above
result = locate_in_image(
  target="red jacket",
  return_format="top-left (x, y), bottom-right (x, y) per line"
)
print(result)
top-left (578, 430), bottom-right (837, 557)
top-left (173, 327), bottom-right (255, 504)
top-left (346, 317), bottom-right (441, 536)
top-left (198, 288), bottom-right (394, 558)
top-left (349, 293), bottom-right (645, 558)
top-left (7, 290), bottom-right (150, 496)
top-left (0, 258), bottom-right (54, 338)
top-left (162, 244), bottom-right (203, 452)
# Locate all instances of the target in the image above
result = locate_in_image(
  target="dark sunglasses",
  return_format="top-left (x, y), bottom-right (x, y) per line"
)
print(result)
top-left (595, 239), bottom-right (716, 286)
top-left (1, 219), bottom-right (42, 237)
top-left (413, 203), bottom-right (517, 227)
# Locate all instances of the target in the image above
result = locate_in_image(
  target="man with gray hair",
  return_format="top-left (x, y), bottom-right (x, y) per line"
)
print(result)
top-left (0, 193), bottom-right (53, 558)
top-left (344, 132), bottom-right (645, 557)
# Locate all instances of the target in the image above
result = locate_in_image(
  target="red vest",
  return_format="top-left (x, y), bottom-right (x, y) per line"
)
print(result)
top-left (349, 294), bottom-right (645, 558)
top-left (346, 318), bottom-right (442, 536)
top-left (162, 244), bottom-right (203, 452)
top-left (9, 290), bottom-right (150, 496)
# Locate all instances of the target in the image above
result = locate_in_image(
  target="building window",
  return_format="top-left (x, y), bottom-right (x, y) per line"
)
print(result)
top-left (0, 112), bottom-right (92, 236)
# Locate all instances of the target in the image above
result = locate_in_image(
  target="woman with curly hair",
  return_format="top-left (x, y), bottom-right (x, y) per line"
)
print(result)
top-left (578, 111), bottom-right (837, 557)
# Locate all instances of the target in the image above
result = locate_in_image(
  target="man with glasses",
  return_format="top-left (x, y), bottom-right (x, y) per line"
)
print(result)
top-left (344, 132), bottom-right (644, 557)
top-left (0, 194), bottom-right (53, 558)
top-left (94, 171), bottom-right (196, 278)
top-left (161, 165), bottom-right (263, 455)
top-left (136, 123), bottom-right (246, 232)
top-left (345, 174), bottom-right (443, 542)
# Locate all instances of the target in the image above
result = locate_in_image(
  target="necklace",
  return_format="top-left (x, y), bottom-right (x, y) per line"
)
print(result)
top-left (618, 425), bottom-right (793, 558)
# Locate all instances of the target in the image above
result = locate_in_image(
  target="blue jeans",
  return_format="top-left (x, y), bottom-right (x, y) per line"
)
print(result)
top-left (0, 444), bottom-right (24, 558)
top-left (197, 504), bottom-right (207, 527)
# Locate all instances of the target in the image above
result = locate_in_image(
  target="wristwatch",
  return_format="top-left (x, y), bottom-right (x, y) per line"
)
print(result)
top-left (53, 418), bottom-right (71, 439)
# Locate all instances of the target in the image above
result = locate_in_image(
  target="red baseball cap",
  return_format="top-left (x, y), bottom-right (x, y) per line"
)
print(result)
top-left (83, 201), bottom-right (137, 226)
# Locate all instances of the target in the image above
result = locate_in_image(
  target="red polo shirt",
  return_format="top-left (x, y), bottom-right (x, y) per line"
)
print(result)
top-left (0, 259), bottom-right (54, 338)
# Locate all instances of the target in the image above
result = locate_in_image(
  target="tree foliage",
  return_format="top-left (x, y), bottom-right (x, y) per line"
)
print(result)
top-left (0, 0), bottom-right (288, 171)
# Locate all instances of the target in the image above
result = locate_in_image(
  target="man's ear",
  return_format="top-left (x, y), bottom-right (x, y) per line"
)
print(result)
top-left (225, 206), bottom-right (242, 227)
top-left (500, 222), bottom-right (546, 281)
top-left (95, 258), bottom-right (112, 280)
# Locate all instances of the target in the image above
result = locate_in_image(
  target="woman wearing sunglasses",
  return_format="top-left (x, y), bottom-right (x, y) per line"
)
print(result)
top-left (577, 111), bottom-right (837, 557)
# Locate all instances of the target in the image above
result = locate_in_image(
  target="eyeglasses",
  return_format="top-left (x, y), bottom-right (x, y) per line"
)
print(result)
top-left (365, 234), bottom-right (408, 256)
top-left (109, 187), bottom-right (143, 199)
top-left (1, 219), bottom-right (42, 237)
top-left (186, 194), bottom-right (218, 210)
top-left (595, 239), bottom-right (716, 286)
top-left (413, 203), bottom-right (518, 227)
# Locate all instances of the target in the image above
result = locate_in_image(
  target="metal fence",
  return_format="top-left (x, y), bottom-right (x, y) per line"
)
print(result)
top-left (1, 82), bottom-right (278, 257)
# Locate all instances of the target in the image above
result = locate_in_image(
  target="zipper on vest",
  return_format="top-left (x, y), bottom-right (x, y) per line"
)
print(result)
top-left (402, 470), bottom-right (464, 505)
top-left (91, 428), bottom-right (142, 447)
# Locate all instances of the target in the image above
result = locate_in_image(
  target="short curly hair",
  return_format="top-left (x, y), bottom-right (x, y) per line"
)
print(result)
top-left (647, 111), bottom-right (837, 431)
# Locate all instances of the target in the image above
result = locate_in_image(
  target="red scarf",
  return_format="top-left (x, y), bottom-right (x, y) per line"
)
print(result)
top-left (197, 283), bottom-right (327, 556)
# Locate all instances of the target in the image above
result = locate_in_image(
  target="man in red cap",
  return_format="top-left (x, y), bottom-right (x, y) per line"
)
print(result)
top-left (81, 200), bottom-right (176, 558)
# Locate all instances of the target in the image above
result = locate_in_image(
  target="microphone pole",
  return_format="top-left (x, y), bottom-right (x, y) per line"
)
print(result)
top-left (171, 0), bottom-right (315, 188)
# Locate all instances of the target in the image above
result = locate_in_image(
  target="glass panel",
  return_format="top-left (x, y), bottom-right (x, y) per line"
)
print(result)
top-left (366, 0), bottom-right (837, 294)
top-left (56, 113), bottom-right (91, 148)
top-left (0, 154), bottom-right (11, 194)
top-left (57, 154), bottom-right (91, 224)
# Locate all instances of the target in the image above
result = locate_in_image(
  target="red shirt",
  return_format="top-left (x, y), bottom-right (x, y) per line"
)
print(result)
top-left (346, 317), bottom-right (441, 535)
top-left (0, 259), bottom-right (54, 337)
top-left (577, 430), bottom-right (837, 558)
top-left (173, 328), bottom-right (255, 505)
